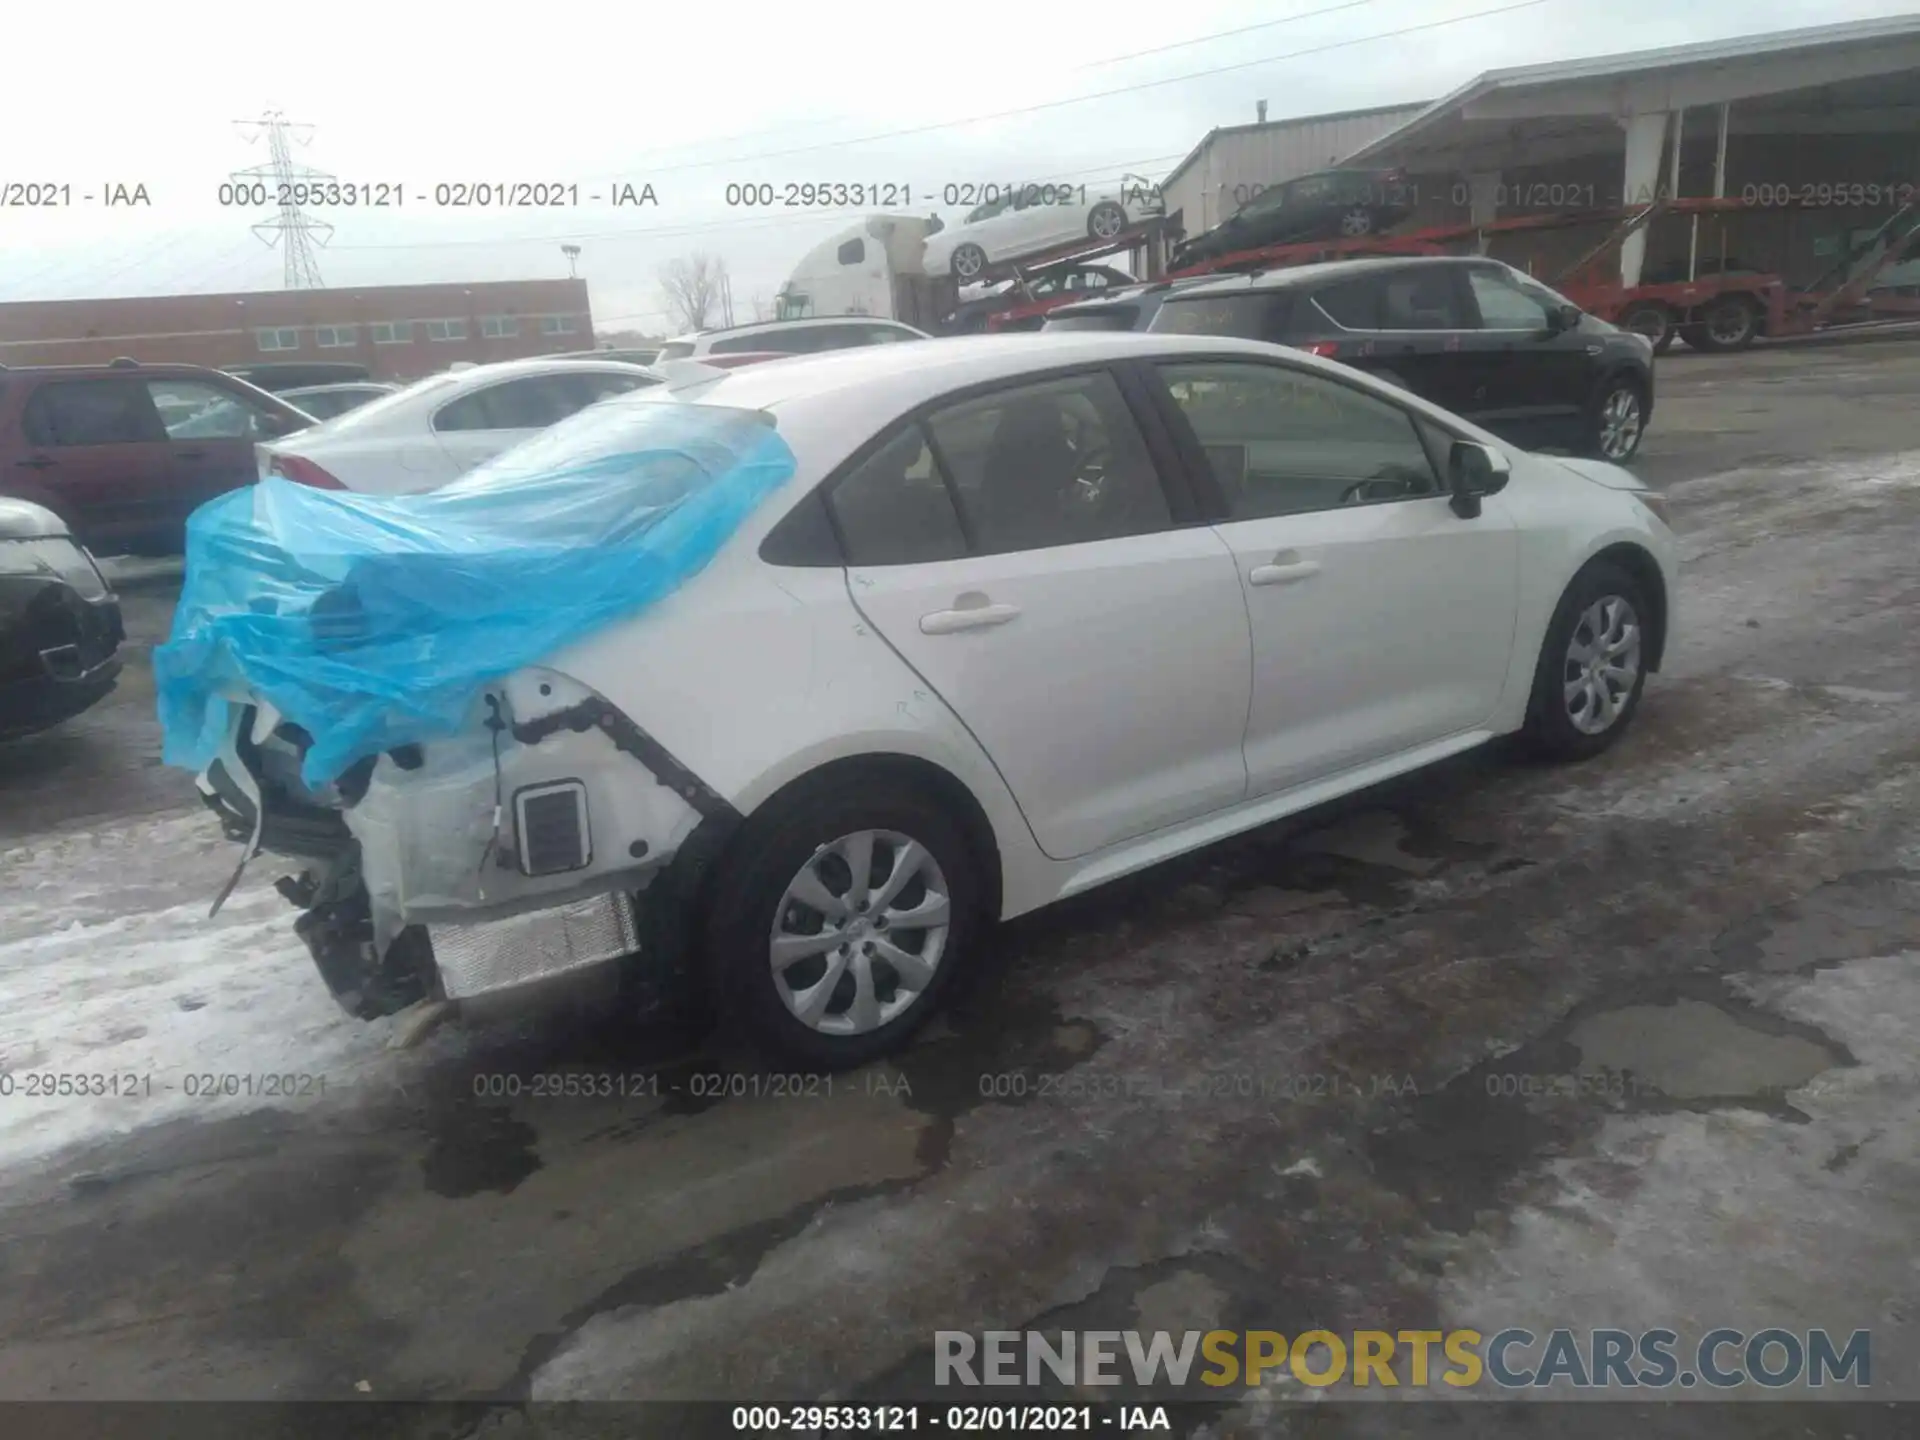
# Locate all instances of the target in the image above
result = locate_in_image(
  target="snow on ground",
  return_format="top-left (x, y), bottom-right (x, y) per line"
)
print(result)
top-left (0, 812), bottom-right (415, 1168)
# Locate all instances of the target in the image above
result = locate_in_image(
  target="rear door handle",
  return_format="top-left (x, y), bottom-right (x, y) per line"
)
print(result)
top-left (1248, 559), bottom-right (1321, 587)
top-left (175, 449), bottom-right (207, 461)
top-left (16, 456), bottom-right (54, 470)
top-left (920, 602), bottom-right (1021, 635)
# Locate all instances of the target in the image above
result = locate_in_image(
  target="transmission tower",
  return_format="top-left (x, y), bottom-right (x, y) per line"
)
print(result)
top-left (232, 111), bottom-right (334, 289)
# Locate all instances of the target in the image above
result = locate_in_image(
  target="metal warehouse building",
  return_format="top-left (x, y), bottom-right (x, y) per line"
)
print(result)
top-left (1341, 14), bottom-right (1920, 290)
top-left (1160, 101), bottom-right (1431, 238)
top-left (0, 279), bottom-right (594, 380)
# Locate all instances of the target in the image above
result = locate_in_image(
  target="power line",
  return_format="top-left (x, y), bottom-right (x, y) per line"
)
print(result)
top-left (1075, 0), bottom-right (1381, 69)
top-left (627, 0), bottom-right (1558, 176)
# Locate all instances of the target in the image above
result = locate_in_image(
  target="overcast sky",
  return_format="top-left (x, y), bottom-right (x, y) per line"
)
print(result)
top-left (1, 0), bottom-right (1908, 334)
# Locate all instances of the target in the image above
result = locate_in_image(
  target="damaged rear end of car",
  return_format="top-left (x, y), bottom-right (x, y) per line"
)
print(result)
top-left (160, 393), bottom-right (795, 1025)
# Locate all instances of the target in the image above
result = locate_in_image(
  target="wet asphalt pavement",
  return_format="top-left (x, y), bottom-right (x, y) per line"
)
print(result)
top-left (1, 341), bottom-right (1918, 1434)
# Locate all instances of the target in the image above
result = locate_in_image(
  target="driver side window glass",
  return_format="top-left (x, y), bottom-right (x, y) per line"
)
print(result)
top-left (1156, 362), bottom-right (1438, 519)
top-left (926, 371), bottom-right (1170, 556)
top-left (1467, 269), bottom-right (1551, 329)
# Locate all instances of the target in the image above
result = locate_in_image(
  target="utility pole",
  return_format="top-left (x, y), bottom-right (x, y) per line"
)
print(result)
top-left (561, 244), bottom-right (581, 278)
top-left (233, 111), bottom-right (334, 289)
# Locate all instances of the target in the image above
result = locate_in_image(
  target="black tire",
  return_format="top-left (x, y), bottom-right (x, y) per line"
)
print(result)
top-left (950, 243), bottom-right (988, 281)
top-left (1583, 373), bottom-right (1648, 463)
top-left (1520, 561), bottom-right (1652, 762)
top-left (1087, 201), bottom-right (1127, 241)
top-left (1618, 303), bottom-right (1674, 353)
top-left (1685, 294), bottom-right (1760, 353)
top-left (702, 772), bottom-right (985, 1069)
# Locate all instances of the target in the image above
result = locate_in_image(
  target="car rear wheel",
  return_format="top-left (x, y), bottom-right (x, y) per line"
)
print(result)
top-left (1088, 202), bottom-right (1127, 241)
top-left (1587, 376), bottom-right (1647, 462)
top-left (1520, 561), bottom-right (1651, 761)
top-left (1618, 302), bottom-right (1675, 353)
top-left (1338, 207), bottom-right (1375, 237)
top-left (1682, 294), bottom-right (1760, 353)
top-left (950, 243), bottom-right (988, 280)
top-left (704, 774), bottom-right (983, 1068)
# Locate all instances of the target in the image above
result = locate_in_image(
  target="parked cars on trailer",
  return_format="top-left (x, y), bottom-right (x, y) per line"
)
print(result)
top-left (1170, 168), bottom-right (1416, 270)
top-left (0, 497), bottom-right (123, 740)
top-left (653, 317), bottom-right (929, 362)
top-left (1151, 257), bottom-right (1657, 462)
top-left (256, 357), bottom-right (661, 495)
top-left (202, 332), bottom-right (1675, 1066)
top-left (945, 264), bottom-right (1136, 333)
top-left (278, 382), bottom-right (401, 421)
top-left (923, 180), bottom-right (1164, 281)
top-left (0, 361), bottom-right (315, 555)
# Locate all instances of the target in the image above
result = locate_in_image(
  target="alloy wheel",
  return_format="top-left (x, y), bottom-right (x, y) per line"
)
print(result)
top-left (1563, 595), bottom-right (1642, 735)
top-left (1338, 208), bottom-right (1374, 236)
top-left (952, 245), bottom-right (986, 279)
top-left (768, 830), bottom-right (952, 1036)
top-left (1089, 203), bottom-right (1125, 239)
top-left (1598, 386), bottom-right (1643, 460)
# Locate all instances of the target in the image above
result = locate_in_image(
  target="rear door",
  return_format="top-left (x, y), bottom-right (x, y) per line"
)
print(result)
top-left (1367, 268), bottom-right (1479, 417)
top-left (829, 366), bottom-right (1253, 860)
top-left (14, 379), bottom-right (175, 551)
top-left (1145, 356), bottom-right (1520, 796)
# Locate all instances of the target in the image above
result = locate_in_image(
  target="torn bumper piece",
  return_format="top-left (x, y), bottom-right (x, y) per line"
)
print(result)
top-left (198, 675), bottom-right (738, 1020)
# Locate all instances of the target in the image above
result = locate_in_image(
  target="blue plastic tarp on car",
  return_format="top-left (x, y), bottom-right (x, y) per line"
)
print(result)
top-left (155, 396), bottom-right (797, 787)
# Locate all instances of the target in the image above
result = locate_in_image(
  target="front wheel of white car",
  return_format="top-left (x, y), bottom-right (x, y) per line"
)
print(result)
top-left (704, 774), bottom-right (984, 1068)
top-left (1520, 561), bottom-right (1652, 761)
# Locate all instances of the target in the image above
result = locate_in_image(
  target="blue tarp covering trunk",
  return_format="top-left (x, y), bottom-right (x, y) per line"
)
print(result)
top-left (156, 396), bottom-right (797, 787)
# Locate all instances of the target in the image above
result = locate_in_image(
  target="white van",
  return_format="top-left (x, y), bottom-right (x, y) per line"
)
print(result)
top-left (774, 214), bottom-right (953, 329)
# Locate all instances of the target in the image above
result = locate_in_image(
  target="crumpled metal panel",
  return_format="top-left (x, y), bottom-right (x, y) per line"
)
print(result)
top-left (430, 890), bottom-right (638, 1000)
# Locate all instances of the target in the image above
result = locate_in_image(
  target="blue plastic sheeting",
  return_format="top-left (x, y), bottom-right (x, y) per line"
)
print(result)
top-left (156, 397), bottom-right (797, 787)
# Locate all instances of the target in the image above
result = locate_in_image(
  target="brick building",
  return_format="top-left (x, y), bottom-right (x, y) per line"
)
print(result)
top-left (0, 279), bottom-right (593, 380)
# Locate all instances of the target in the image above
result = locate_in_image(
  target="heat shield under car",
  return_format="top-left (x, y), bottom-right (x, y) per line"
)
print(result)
top-left (155, 397), bottom-right (797, 788)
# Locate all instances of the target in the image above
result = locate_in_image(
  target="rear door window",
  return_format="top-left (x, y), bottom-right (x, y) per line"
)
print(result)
top-left (1309, 276), bottom-right (1384, 330)
top-left (433, 376), bottom-right (577, 432)
top-left (924, 370), bottom-right (1172, 556)
top-left (1380, 270), bottom-right (1466, 330)
top-left (23, 380), bottom-right (165, 445)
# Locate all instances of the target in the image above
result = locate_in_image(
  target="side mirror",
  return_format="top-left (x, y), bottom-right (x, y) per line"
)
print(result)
top-left (1447, 440), bottom-right (1511, 518)
top-left (1544, 302), bottom-right (1583, 335)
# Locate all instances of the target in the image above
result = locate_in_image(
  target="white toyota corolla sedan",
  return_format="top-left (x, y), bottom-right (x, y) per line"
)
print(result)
top-left (199, 333), bottom-right (1676, 1067)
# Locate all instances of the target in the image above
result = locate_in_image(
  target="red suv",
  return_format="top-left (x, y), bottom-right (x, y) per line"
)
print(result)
top-left (0, 359), bottom-right (314, 557)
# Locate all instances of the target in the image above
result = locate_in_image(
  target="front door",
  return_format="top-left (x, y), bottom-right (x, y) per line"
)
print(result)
top-left (827, 368), bottom-right (1252, 860)
top-left (1147, 357), bottom-right (1520, 797)
top-left (1456, 264), bottom-right (1593, 445)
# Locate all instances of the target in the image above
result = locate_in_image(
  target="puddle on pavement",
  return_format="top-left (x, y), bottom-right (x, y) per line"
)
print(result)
top-left (1713, 868), bottom-right (1920, 973)
top-left (420, 1099), bottom-right (542, 1197)
top-left (1567, 997), bottom-right (1843, 1103)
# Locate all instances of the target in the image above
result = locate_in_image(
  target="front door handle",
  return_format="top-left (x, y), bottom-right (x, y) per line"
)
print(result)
top-left (1248, 558), bottom-right (1321, 587)
top-left (920, 600), bottom-right (1021, 634)
top-left (175, 449), bottom-right (207, 461)
top-left (16, 456), bottom-right (54, 470)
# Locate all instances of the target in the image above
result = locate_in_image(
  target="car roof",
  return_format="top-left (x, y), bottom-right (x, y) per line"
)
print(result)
top-left (664, 316), bottom-right (924, 344)
top-left (281, 381), bottom-right (396, 396)
top-left (1170, 255), bottom-right (1491, 298)
top-left (643, 332), bottom-right (1293, 416)
top-left (0, 360), bottom-right (249, 379)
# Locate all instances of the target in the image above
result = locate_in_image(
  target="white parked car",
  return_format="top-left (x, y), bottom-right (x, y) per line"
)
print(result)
top-left (202, 333), bottom-right (1675, 1067)
top-left (923, 179), bottom-right (1165, 281)
top-left (277, 381), bottom-right (400, 422)
top-left (256, 358), bottom-right (659, 494)
top-left (653, 316), bottom-right (929, 362)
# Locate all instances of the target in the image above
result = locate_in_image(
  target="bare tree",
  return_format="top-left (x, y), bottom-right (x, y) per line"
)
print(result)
top-left (748, 290), bottom-right (774, 323)
top-left (659, 252), bottom-right (728, 332)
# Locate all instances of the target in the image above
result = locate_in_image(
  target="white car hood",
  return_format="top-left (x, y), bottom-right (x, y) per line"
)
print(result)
top-left (1554, 456), bottom-right (1649, 491)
